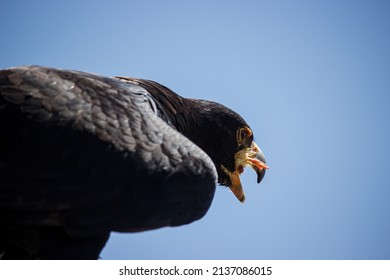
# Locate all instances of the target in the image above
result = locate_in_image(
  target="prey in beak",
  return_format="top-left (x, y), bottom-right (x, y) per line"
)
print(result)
top-left (221, 127), bottom-right (268, 203)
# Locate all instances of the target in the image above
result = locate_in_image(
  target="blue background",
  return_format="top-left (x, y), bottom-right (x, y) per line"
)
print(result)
top-left (1, 0), bottom-right (389, 259)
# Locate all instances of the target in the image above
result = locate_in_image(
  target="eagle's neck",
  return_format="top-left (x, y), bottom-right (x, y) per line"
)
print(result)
top-left (130, 78), bottom-right (235, 167)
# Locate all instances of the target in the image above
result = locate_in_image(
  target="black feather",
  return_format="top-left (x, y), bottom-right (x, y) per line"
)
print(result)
top-left (0, 66), bottom-right (251, 259)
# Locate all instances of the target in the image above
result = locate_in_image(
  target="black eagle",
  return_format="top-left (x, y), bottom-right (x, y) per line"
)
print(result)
top-left (0, 66), bottom-right (267, 259)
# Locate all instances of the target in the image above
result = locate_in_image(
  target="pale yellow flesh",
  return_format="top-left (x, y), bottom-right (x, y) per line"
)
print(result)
top-left (223, 141), bottom-right (268, 203)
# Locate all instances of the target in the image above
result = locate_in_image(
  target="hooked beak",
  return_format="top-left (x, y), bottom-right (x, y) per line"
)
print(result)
top-left (251, 144), bottom-right (267, 184)
top-left (223, 141), bottom-right (268, 203)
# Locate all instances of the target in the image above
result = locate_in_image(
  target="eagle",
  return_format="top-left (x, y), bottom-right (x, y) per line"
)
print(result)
top-left (0, 66), bottom-right (267, 259)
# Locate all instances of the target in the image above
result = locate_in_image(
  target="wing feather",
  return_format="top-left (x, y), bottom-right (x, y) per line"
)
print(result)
top-left (0, 66), bottom-right (217, 237)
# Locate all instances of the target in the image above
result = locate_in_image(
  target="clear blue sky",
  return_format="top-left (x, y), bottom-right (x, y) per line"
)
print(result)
top-left (1, 0), bottom-right (389, 259)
